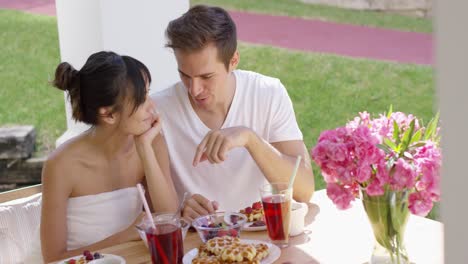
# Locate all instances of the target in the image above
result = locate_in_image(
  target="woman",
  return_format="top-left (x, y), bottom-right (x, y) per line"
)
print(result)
top-left (27, 51), bottom-right (178, 262)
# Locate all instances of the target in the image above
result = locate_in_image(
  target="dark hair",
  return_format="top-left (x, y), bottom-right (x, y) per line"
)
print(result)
top-left (165, 5), bottom-right (237, 70)
top-left (52, 51), bottom-right (151, 125)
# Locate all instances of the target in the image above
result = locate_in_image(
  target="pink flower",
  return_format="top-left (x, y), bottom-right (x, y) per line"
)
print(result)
top-left (408, 191), bottom-right (433, 216)
top-left (326, 183), bottom-right (356, 210)
top-left (311, 110), bottom-right (441, 215)
top-left (366, 178), bottom-right (385, 196)
top-left (391, 158), bottom-right (417, 191)
top-left (413, 141), bottom-right (442, 200)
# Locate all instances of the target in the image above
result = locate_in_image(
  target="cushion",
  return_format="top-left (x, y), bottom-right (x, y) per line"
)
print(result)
top-left (0, 193), bottom-right (42, 264)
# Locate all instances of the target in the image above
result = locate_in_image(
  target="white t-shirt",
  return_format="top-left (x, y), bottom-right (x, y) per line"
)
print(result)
top-left (153, 70), bottom-right (303, 211)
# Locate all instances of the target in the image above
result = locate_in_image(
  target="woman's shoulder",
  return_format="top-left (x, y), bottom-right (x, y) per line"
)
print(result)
top-left (44, 134), bottom-right (96, 176)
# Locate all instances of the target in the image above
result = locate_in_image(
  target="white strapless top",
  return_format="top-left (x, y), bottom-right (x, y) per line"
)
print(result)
top-left (25, 187), bottom-right (142, 263)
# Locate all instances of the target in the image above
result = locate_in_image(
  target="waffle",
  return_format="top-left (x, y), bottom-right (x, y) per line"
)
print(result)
top-left (192, 255), bottom-right (221, 264)
top-left (240, 208), bottom-right (264, 222)
top-left (220, 243), bottom-right (257, 262)
top-left (253, 243), bottom-right (269, 261)
top-left (198, 243), bottom-right (214, 257)
top-left (193, 237), bottom-right (270, 264)
top-left (206, 236), bottom-right (241, 256)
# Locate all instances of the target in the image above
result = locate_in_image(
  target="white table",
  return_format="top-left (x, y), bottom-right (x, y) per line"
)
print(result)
top-left (302, 190), bottom-right (444, 263)
top-left (59, 189), bottom-right (443, 263)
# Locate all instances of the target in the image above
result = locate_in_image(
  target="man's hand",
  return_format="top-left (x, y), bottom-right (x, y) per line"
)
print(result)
top-left (193, 126), bottom-right (252, 166)
top-left (182, 194), bottom-right (219, 222)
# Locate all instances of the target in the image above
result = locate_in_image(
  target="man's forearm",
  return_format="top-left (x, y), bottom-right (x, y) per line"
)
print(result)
top-left (245, 130), bottom-right (315, 202)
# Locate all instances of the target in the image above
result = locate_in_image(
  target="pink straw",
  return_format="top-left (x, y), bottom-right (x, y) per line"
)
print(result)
top-left (136, 183), bottom-right (155, 229)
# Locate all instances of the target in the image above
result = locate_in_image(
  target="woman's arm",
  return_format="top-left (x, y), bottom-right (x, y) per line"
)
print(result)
top-left (40, 157), bottom-right (72, 262)
top-left (134, 115), bottom-right (178, 213)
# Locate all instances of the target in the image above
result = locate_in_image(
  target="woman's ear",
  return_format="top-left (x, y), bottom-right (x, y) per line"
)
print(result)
top-left (229, 50), bottom-right (240, 71)
top-left (98, 107), bottom-right (118, 125)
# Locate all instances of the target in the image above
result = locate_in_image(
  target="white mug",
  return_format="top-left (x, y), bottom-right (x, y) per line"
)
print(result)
top-left (289, 202), bottom-right (308, 236)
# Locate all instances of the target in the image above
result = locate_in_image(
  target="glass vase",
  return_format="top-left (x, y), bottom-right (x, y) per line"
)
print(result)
top-left (362, 189), bottom-right (411, 264)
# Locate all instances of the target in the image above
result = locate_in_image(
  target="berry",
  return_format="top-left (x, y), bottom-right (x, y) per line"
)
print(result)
top-left (252, 201), bottom-right (262, 210)
top-left (230, 229), bottom-right (238, 237)
top-left (83, 250), bottom-right (91, 257)
top-left (251, 220), bottom-right (266, 227)
top-left (245, 207), bottom-right (253, 214)
top-left (93, 252), bottom-right (102, 259)
top-left (230, 215), bottom-right (239, 225)
top-left (217, 230), bottom-right (229, 237)
top-left (67, 260), bottom-right (76, 264)
top-left (85, 254), bottom-right (94, 261)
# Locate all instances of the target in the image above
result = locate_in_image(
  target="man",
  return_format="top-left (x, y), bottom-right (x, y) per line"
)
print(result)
top-left (153, 5), bottom-right (314, 221)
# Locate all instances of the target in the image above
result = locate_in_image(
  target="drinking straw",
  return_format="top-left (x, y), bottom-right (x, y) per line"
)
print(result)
top-left (136, 183), bottom-right (156, 229)
top-left (288, 156), bottom-right (302, 189)
top-left (173, 192), bottom-right (189, 220)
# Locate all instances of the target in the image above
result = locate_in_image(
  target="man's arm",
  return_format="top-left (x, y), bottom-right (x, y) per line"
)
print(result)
top-left (192, 126), bottom-right (315, 202)
top-left (246, 131), bottom-right (315, 203)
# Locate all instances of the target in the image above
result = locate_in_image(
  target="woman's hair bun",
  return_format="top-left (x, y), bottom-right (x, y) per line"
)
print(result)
top-left (53, 62), bottom-right (79, 92)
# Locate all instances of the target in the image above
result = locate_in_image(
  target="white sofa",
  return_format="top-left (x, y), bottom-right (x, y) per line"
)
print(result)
top-left (0, 185), bottom-right (42, 264)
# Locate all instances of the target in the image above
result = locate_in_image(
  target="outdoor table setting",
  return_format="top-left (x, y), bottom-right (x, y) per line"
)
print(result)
top-left (56, 111), bottom-right (444, 264)
top-left (55, 189), bottom-right (442, 264)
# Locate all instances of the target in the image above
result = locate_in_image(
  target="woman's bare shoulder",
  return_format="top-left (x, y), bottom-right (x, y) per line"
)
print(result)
top-left (43, 134), bottom-right (94, 180)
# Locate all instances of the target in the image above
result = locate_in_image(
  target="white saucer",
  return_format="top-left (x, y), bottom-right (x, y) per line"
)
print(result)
top-left (243, 221), bottom-right (267, 231)
top-left (59, 254), bottom-right (125, 264)
top-left (182, 239), bottom-right (280, 264)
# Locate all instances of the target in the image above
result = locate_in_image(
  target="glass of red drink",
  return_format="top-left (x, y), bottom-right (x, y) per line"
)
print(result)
top-left (136, 213), bottom-right (184, 264)
top-left (260, 182), bottom-right (292, 248)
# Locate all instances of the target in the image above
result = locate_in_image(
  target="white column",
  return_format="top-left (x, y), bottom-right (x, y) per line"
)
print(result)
top-left (436, 0), bottom-right (468, 262)
top-left (55, 0), bottom-right (189, 146)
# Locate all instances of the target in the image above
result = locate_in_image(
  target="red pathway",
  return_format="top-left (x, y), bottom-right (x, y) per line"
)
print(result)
top-left (0, 0), bottom-right (432, 65)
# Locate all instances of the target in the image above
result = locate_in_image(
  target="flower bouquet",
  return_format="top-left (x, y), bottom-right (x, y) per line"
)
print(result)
top-left (311, 108), bottom-right (441, 264)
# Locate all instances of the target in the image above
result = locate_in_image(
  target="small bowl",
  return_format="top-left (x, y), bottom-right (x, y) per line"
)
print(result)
top-left (192, 212), bottom-right (247, 243)
top-left (136, 213), bottom-right (190, 248)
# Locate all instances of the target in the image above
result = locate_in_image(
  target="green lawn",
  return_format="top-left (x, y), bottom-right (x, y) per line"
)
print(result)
top-left (238, 43), bottom-right (435, 191)
top-left (0, 10), bottom-right (437, 217)
top-left (192, 0), bottom-right (432, 33)
top-left (0, 10), bottom-right (63, 156)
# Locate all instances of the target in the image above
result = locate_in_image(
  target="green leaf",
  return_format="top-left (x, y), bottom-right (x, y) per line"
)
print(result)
top-left (377, 144), bottom-right (392, 154)
top-left (399, 119), bottom-right (415, 155)
top-left (410, 129), bottom-right (422, 144)
top-left (387, 157), bottom-right (397, 170)
top-left (387, 105), bottom-right (393, 118)
top-left (424, 111), bottom-right (440, 140)
top-left (393, 120), bottom-right (400, 145)
top-left (409, 142), bottom-right (427, 149)
top-left (383, 137), bottom-right (398, 151)
top-left (403, 151), bottom-right (413, 160)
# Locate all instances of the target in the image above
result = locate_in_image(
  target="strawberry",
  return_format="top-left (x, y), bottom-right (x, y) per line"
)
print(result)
top-left (252, 201), bottom-right (262, 210)
top-left (230, 229), bottom-right (238, 237)
top-left (245, 207), bottom-right (253, 214)
top-left (217, 230), bottom-right (229, 237)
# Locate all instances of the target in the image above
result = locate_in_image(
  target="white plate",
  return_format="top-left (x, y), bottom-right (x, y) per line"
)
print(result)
top-left (243, 221), bottom-right (267, 231)
top-left (182, 239), bottom-right (280, 264)
top-left (58, 254), bottom-right (125, 264)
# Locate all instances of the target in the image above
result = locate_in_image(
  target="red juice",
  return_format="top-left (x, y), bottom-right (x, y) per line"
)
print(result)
top-left (262, 194), bottom-right (291, 241)
top-left (146, 223), bottom-right (183, 264)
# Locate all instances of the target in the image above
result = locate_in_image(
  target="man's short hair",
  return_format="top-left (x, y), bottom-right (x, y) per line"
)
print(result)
top-left (165, 5), bottom-right (237, 70)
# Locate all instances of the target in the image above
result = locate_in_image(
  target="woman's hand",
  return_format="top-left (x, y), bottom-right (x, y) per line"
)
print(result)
top-left (134, 112), bottom-right (162, 154)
